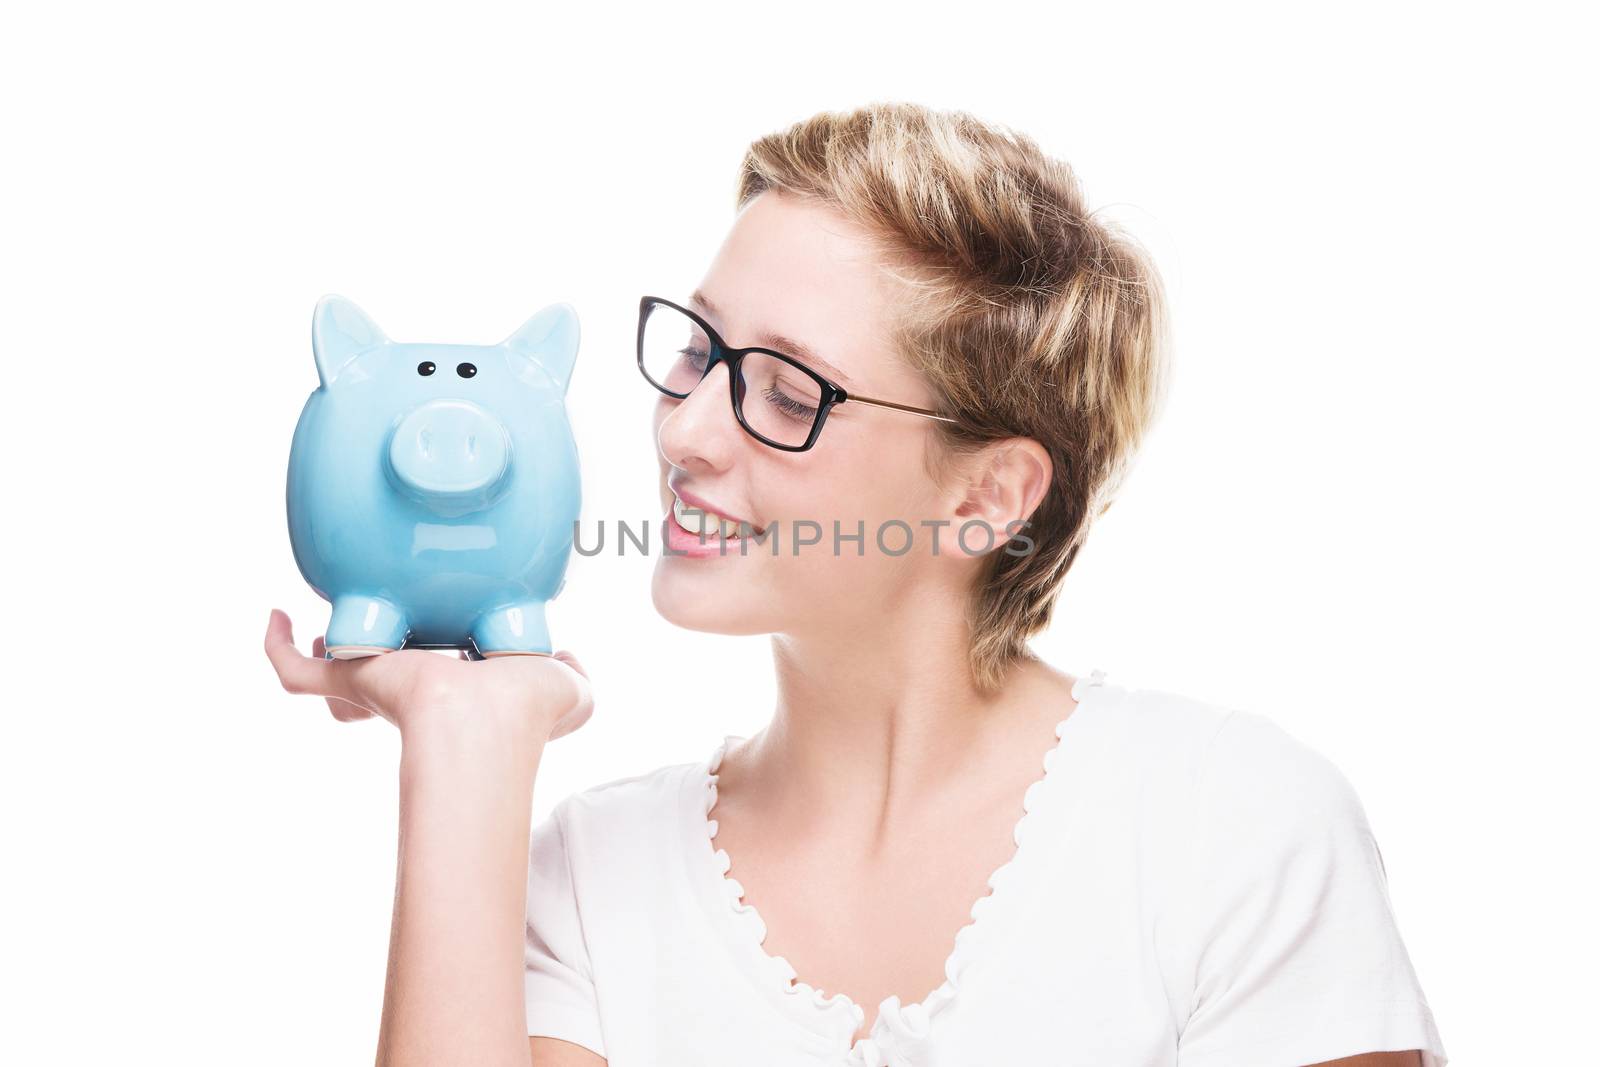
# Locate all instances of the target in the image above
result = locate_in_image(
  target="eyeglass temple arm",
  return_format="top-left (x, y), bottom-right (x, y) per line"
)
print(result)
top-left (844, 394), bottom-right (960, 424)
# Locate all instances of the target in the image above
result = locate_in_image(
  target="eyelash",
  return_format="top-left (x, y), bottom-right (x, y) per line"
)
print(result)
top-left (677, 346), bottom-right (819, 420)
top-left (764, 386), bottom-right (818, 420)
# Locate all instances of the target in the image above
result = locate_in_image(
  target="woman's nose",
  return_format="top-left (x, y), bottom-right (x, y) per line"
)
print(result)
top-left (657, 360), bottom-right (743, 468)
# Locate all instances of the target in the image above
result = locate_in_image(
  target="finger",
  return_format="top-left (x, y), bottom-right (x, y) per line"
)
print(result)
top-left (327, 695), bottom-right (372, 722)
top-left (546, 667), bottom-right (596, 742)
top-left (312, 635), bottom-right (374, 722)
top-left (541, 653), bottom-right (592, 713)
top-left (264, 609), bottom-right (356, 704)
top-left (553, 656), bottom-right (594, 723)
top-left (552, 650), bottom-right (589, 680)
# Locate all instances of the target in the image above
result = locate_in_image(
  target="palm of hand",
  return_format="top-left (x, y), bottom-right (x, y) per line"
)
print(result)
top-left (264, 608), bottom-right (593, 743)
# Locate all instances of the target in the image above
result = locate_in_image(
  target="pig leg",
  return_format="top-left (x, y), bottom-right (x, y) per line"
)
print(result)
top-left (323, 594), bottom-right (409, 659)
top-left (471, 600), bottom-right (553, 657)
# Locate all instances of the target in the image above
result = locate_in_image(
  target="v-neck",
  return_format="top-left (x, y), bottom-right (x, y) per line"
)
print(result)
top-left (680, 669), bottom-right (1110, 1065)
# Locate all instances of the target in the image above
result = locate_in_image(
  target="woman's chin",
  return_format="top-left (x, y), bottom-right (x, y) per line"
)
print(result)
top-left (649, 563), bottom-right (770, 636)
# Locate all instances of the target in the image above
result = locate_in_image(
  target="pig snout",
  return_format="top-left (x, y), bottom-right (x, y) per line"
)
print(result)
top-left (384, 399), bottom-right (512, 511)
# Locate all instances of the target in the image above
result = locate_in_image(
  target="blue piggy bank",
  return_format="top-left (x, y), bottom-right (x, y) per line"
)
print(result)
top-left (286, 295), bottom-right (581, 659)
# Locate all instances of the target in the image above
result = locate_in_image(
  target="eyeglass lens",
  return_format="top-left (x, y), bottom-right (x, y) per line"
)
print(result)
top-left (640, 301), bottom-right (823, 448)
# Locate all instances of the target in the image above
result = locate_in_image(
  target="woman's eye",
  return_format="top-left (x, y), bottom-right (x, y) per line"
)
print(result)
top-left (417, 361), bottom-right (436, 376)
top-left (763, 385), bottom-right (819, 422)
top-left (677, 347), bottom-right (709, 371)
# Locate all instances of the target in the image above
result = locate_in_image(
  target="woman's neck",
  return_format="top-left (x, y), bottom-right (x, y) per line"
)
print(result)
top-left (736, 619), bottom-right (1077, 859)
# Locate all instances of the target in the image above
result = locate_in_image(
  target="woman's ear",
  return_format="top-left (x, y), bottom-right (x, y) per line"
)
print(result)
top-left (950, 438), bottom-right (1052, 555)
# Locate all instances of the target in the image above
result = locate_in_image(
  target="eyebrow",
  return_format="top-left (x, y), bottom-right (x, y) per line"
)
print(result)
top-left (690, 289), bottom-right (854, 388)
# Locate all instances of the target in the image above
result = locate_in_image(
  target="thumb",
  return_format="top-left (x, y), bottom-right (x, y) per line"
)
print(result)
top-left (552, 650), bottom-right (588, 681)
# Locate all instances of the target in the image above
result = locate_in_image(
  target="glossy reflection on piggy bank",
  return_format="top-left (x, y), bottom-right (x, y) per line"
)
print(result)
top-left (286, 295), bottom-right (581, 659)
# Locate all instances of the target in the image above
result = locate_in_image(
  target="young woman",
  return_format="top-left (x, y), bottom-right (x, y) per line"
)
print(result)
top-left (265, 103), bottom-right (1447, 1067)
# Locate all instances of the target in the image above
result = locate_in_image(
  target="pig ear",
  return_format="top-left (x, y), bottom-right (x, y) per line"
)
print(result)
top-left (312, 295), bottom-right (388, 388)
top-left (501, 302), bottom-right (580, 395)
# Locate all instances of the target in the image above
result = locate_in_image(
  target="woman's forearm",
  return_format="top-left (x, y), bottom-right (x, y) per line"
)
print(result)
top-left (376, 711), bottom-right (545, 1067)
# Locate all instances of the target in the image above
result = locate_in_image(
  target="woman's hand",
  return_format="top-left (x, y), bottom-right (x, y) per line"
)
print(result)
top-left (262, 608), bottom-right (594, 747)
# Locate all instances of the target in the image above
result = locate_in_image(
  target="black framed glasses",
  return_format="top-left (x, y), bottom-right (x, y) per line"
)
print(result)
top-left (637, 295), bottom-right (958, 452)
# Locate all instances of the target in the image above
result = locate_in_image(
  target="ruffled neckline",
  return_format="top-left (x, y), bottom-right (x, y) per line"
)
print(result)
top-left (692, 669), bottom-right (1109, 1066)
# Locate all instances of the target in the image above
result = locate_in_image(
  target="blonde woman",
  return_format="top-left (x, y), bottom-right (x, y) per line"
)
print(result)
top-left (265, 103), bottom-right (1447, 1067)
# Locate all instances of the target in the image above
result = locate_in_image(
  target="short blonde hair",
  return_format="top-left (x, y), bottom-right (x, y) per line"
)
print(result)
top-left (736, 102), bottom-right (1172, 693)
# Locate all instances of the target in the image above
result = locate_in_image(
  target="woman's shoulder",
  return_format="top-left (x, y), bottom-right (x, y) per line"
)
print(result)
top-left (1089, 675), bottom-right (1367, 829)
top-left (1121, 683), bottom-right (1445, 1064)
top-left (546, 751), bottom-right (708, 854)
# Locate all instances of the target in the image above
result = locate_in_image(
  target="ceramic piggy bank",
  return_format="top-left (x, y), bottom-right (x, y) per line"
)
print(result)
top-left (286, 295), bottom-right (581, 659)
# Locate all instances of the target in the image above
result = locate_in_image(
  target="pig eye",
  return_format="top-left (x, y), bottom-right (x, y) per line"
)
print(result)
top-left (416, 361), bottom-right (436, 376)
top-left (456, 362), bottom-right (478, 379)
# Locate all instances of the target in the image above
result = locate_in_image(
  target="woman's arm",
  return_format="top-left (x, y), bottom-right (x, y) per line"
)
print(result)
top-left (376, 707), bottom-right (549, 1066)
top-left (529, 1037), bottom-right (608, 1065)
top-left (263, 610), bottom-right (595, 1067)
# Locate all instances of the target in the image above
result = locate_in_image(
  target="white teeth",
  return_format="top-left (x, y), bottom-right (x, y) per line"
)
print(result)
top-left (674, 495), bottom-right (747, 538)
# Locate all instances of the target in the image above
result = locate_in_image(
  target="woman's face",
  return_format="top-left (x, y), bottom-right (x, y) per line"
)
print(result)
top-left (652, 190), bottom-right (970, 641)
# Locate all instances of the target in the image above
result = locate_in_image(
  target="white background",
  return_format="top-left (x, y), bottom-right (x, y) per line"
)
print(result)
top-left (2, 2), bottom-right (1593, 1063)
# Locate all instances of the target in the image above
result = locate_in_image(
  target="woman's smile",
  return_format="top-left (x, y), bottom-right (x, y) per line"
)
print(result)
top-left (663, 495), bottom-right (759, 558)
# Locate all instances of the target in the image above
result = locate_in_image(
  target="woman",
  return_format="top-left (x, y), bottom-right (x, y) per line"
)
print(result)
top-left (265, 103), bottom-right (1447, 1066)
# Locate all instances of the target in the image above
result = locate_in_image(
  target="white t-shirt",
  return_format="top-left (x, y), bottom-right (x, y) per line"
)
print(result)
top-left (523, 670), bottom-right (1448, 1066)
